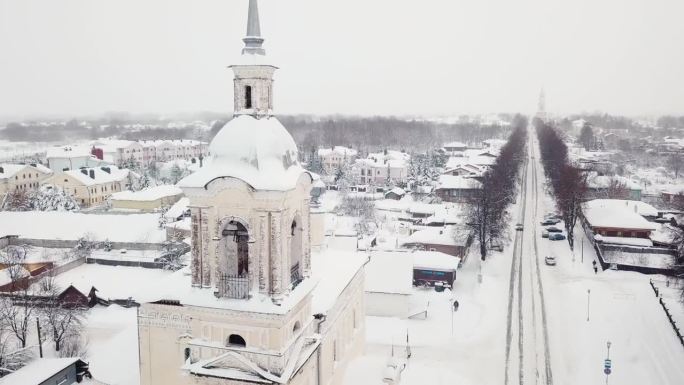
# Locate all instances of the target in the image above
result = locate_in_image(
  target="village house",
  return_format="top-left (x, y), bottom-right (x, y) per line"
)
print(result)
top-left (384, 187), bottom-right (406, 200)
top-left (441, 163), bottom-right (483, 177)
top-left (582, 199), bottom-right (658, 240)
top-left (0, 163), bottom-right (53, 196)
top-left (352, 150), bottom-right (409, 186)
top-left (585, 174), bottom-right (643, 201)
top-left (442, 141), bottom-right (468, 155)
top-left (317, 146), bottom-right (357, 174)
top-left (401, 225), bottom-right (471, 259)
top-left (42, 166), bottom-right (129, 207)
top-left (435, 175), bottom-right (482, 203)
top-left (138, 139), bottom-right (209, 164)
top-left (45, 145), bottom-right (104, 172)
top-left (137, 3), bottom-right (365, 384)
top-left (91, 139), bottom-right (145, 167)
top-left (110, 184), bottom-right (183, 212)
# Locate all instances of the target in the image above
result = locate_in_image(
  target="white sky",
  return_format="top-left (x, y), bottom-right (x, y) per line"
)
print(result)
top-left (0, 0), bottom-right (683, 118)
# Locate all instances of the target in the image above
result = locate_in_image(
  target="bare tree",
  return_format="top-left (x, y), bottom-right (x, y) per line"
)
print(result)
top-left (667, 154), bottom-right (683, 179)
top-left (605, 179), bottom-right (629, 200)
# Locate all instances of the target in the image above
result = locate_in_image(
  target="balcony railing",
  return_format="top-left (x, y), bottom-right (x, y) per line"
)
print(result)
top-left (217, 274), bottom-right (249, 299)
top-left (290, 263), bottom-right (302, 289)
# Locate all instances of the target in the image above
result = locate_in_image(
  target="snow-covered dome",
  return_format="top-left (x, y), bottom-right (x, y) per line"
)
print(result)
top-left (179, 115), bottom-right (308, 191)
top-left (210, 115), bottom-right (298, 170)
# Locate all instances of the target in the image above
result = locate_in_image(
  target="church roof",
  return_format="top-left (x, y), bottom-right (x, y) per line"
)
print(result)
top-left (178, 116), bottom-right (309, 191)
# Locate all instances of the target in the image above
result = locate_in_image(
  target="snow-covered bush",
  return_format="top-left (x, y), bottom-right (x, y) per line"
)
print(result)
top-left (2, 184), bottom-right (79, 212)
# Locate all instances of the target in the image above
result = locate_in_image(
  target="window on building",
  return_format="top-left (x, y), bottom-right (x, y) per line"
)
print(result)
top-left (245, 86), bottom-right (253, 109)
top-left (227, 334), bottom-right (246, 347)
top-left (184, 347), bottom-right (191, 362)
top-left (293, 321), bottom-right (301, 334)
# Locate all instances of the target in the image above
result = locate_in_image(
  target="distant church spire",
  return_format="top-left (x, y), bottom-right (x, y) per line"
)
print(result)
top-left (536, 88), bottom-right (547, 121)
top-left (242, 0), bottom-right (265, 55)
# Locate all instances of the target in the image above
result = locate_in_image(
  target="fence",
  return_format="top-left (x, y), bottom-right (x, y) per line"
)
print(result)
top-left (649, 279), bottom-right (684, 349)
top-left (217, 274), bottom-right (249, 299)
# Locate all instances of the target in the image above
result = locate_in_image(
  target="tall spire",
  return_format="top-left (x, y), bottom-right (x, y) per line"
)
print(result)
top-left (242, 0), bottom-right (265, 55)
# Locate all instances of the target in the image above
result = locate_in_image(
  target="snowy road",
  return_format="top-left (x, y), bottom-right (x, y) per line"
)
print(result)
top-left (504, 130), bottom-right (684, 385)
top-left (505, 132), bottom-right (553, 385)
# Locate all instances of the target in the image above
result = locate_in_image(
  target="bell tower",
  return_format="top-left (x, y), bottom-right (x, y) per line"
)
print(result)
top-left (231, 0), bottom-right (277, 118)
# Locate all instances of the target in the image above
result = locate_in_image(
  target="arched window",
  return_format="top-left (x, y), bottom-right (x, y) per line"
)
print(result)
top-left (184, 347), bottom-right (191, 362)
top-left (245, 86), bottom-right (253, 109)
top-left (227, 334), bottom-right (246, 347)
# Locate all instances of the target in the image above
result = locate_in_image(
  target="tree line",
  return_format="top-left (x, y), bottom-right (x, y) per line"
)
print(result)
top-left (535, 118), bottom-right (587, 250)
top-left (468, 115), bottom-right (528, 261)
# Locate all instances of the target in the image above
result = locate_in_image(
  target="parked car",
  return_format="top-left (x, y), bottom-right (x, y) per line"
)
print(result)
top-left (545, 226), bottom-right (563, 233)
top-left (541, 218), bottom-right (560, 226)
top-left (541, 230), bottom-right (549, 238)
top-left (515, 223), bottom-right (524, 231)
top-left (544, 256), bottom-right (557, 266)
top-left (549, 233), bottom-right (566, 241)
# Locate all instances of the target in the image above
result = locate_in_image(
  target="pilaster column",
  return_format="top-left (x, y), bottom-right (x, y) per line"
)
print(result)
top-left (200, 207), bottom-right (212, 288)
top-left (302, 199), bottom-right (312, 278)
top-left (190, 208), bottom-right (202, 287)
top-left (270, 211), bottom-right (283, 303)
top-left (258, 213), bottom-right (269, 294)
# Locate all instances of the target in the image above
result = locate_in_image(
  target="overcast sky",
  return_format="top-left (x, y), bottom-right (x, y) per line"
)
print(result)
top-left (1, 0), bottom-right (683, 119)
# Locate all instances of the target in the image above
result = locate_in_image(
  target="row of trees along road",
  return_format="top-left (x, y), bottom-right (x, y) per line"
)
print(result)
top-left (468, 115), bottom-right (528, 261)
top-left (535, 118), bottom-right (587, 250)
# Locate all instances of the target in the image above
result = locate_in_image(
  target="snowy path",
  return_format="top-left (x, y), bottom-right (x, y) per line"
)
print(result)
top-left (505, 133), bottom-right (553, 385)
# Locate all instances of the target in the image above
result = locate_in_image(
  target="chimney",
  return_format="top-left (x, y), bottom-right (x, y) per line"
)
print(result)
top-left (81, 169), bottom-right (88, 176)
top-left (89, 169), bottom-right (95, 179)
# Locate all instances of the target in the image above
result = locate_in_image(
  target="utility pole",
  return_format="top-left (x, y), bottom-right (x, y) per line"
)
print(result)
top-left (604, 341), bottom-right (612, 384)
top-left (587, 289), bottom-right (591, 322)
top-left (36, 318), bottom-right (43, 358)
top-left (581, 237), bottom-right (584, 263)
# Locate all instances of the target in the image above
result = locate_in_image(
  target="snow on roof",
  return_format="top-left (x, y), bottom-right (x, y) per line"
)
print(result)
top-left (317, 146), bottom-right (358, 157)
top-left (165, 197), bottom-right (190, 220)
top-left (650, 224), bottom-right (681, 245)
top-left (178, 115), bottom-right (310, 191)
top-left (386, 187), bottom-right (406, 196)
top-left (583, 199), bottom-right (658, 230)
top-left (412, 251), bottom-right (461, 271)
top-left (64, 166), bottom-right (129, 186)
top-left (0, 163), bottom-right (52, 179)
top-left (0, 357), bottom-right (81, 384)
top-left (111, 185), bottom-right (183, 202)
top-left (311, 249), bottom-right (368, 314)
top-left (443, 141), bottom-right (467, 148)
top-left (587, 174), bottom-right (641, 191)
top-left (593, 235), bottom-right (653, 247)
top-left (92, 139), bottom-right (137, 153)
top-left (446, 155), bottom-right (495, 170)
top-left (436, 175), bottom-right (482, 190)
top-left (401, 226), bottom-right (468, 247)
top-left (602, 248), bottom-right (675, 269)
top-left (407, 203), bottom-right (437, 215)
top-left (364, 251), bottom-right (413, 295)
top-left (0, 211), bottom-right (166, 243)
top-left (46, 145), bottom-right (92, 159)
top-left (0, 265), bottom-right (30, 286)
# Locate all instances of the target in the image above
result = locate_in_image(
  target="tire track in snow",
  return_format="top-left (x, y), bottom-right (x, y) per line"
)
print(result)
top-left (530, 142), bottom-right (554, 385)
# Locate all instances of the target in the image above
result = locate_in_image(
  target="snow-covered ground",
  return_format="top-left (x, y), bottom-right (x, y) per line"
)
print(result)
top-left (344, 133), bottom-right (684, 385)
top-left (0, 211), bottom-right (165, 243)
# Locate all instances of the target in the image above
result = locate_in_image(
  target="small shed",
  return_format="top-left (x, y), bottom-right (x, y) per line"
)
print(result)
top-left (364, 251), bottom-right (413, 317)
top-left (384, 187), bottom-right (406, 201)
top-left (411, 251), bottom-right (461, 288)
top-left (0, 357), bottom-right (94, 385)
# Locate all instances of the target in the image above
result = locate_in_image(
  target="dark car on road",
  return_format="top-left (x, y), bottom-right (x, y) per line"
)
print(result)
top-left (549, 233), bottom-right (566, 241)
top-left (545, 226), bottom-right (563, 233)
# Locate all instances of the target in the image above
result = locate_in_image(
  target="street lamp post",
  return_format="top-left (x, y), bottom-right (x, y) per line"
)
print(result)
top-left (587, 289), bottom-right (591, 322)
